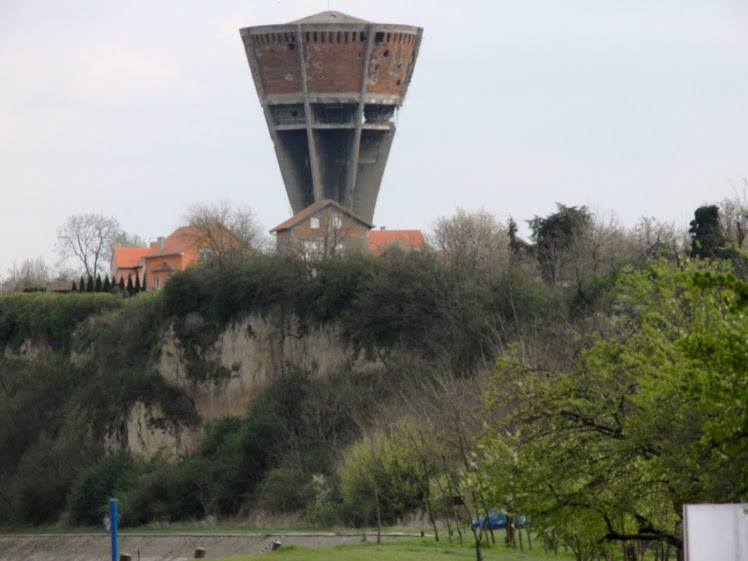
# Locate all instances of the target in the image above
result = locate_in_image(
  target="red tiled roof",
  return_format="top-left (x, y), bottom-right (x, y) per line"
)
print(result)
top-left (152, 260), bottom-right (176, 273)
top-left (144, 226), bottom-right (202, 258)
top-left (369, 230), bottom-right (426, 255)
top-left (270, 200), bottom-right (374, 232)
top-left (113, 247), bottom-right (149, 268)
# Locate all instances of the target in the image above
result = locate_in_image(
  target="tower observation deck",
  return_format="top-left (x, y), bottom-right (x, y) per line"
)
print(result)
top-left (240, 11), bottom-right (422, 223)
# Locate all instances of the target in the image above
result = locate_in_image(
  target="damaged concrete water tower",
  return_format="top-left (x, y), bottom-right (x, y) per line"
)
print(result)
top-left (240, 11), bottom-right (422, 223)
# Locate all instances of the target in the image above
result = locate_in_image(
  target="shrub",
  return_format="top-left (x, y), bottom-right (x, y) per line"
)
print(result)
top-left (0, 292), bottom-right (123, 351)
top-left (67, 451), bottom-right (145, 526)
top-left (254, 466), bottom-right (315, 514)
top-left (339, 429), bottom-right (427, 526)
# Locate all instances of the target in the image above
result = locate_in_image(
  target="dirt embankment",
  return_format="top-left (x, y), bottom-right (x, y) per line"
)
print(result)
top-left (0, 532), bottom-right (418, 561)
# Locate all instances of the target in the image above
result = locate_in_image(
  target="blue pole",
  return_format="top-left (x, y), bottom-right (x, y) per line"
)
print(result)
top-left (110, 499), bottom-right (118, 561)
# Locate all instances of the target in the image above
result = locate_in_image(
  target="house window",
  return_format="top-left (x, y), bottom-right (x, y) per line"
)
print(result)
top-left (302, 240), bottom-right (324, 260)
top-left (155, 277), bottom-right (161, 289)
top-left (199, 246), bottom-right (212, 261)
top-left (310, 217), bottom-right (320, 229)
top-left (331, 213), bottom-right (342, 229)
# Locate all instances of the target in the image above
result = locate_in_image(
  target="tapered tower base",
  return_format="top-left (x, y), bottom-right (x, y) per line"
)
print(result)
top-left (240, 11), bottom-right (422, 223)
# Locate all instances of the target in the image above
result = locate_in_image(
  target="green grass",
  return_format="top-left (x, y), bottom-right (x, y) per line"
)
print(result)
top-left (212, 539), bottom-right (574, 561)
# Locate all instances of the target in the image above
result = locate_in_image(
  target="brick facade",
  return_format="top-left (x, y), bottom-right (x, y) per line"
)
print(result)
top-left (271, 200), bottom-right (372, 259)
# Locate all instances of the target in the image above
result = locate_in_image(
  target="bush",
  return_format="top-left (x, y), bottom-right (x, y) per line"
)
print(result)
top-left (254, 466), bottom-right (315, 514)
top-left (11, 434), bottom-right (78, 525)
top-left (67, 451), bottom-right (145, 526)
top-left (0, 292), bottom-right (123, 351)
top-left (339, 429), bottom-right (427, 526)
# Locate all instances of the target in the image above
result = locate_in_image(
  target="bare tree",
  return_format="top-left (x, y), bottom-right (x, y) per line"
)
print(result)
top-left (718, 181), bottom-right (748, 250)
top-left (109, 230), bottom-right (146, 249)
top-left (0, 257), bottom-right (51, 294)
top-left (564, 211), bottom-right (633, 286)
top-left (430, 208), bottom-right (510, 278)
top-left (55, 214), bottom-right (122, 277)
top-left (628, 217), bottom-right (687, 263)
top-left (184, 201), bottom-right (265, 263)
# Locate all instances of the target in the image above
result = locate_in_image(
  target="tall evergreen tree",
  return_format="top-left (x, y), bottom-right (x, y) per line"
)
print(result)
top-left (86, 276), bottom-right (94, 292)
top-left (103, 276), bottom-right (111, 292)
top-left (126, 275), bottom-right (134, 297)
top-left (528, 204), bottom-right (591, 284)
top-left (689, 205), bottom-right (727, 259)
top-left (95, 275), bottom-right (103, 292)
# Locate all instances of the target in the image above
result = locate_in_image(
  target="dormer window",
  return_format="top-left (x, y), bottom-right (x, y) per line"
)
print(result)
top-left (310, 217), bottom-right (320, 229)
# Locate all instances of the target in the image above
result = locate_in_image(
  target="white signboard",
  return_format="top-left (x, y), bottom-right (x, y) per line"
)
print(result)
top-left (684, 504), bottom-right (748, 561)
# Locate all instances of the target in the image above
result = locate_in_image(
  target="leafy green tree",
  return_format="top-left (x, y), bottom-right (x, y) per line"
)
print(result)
top-left (475, 260), bottom-right (748, 558)
top-left (339, 427), bottom-right (427, 531)
top-left (67, 451), bottom-right (144, 525)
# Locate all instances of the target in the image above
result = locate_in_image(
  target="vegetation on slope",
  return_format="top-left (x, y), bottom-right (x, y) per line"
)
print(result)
top-left (1, 203), bottom-right (747, 561)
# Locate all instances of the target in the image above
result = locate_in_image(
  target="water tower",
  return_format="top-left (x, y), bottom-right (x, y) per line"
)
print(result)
top-left (240, 11), bottom-right (422, 222)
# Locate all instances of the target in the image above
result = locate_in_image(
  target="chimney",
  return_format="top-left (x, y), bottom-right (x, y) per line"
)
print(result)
top-left (158, 236), bottom-right (165, 251)
top-left (380, 226), bottom-right (386, 231)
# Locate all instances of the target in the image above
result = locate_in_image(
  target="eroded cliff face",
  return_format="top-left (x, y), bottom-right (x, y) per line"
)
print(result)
top-left (113, 312), bottom-right (377, 459)
top-left (105, 401), bottom-right (200, 461)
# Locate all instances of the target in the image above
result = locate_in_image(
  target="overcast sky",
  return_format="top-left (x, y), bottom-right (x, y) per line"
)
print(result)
top-left (2, 0), bottom-right (747, 274)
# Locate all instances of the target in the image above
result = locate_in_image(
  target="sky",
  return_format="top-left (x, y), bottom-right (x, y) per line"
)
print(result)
top-left (1, 0), bottom-right (747, 274)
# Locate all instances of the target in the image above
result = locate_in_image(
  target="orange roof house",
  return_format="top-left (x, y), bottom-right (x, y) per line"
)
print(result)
top-left (110, 224), bottom-right (242, 291)
top-left (271, 200), bottom-right (373, 259)
top-left (142, 226), bottom-right (204, 290)
top-left (110, 247), bottom-right (150, 285)
top-left (368, 229), bottom-right (426, 255)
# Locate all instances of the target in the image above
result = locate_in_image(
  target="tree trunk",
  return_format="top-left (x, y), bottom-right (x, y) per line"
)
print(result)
top-left (373, 481), bottom-right (382, 545)
top-left (526, 522), bottom-right (532, 550)
top-left (425, 495), bottom-right (439, 542)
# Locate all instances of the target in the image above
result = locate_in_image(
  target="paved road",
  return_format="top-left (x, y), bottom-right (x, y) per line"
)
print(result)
top-left (0, 532), bottom-right (420, 561)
